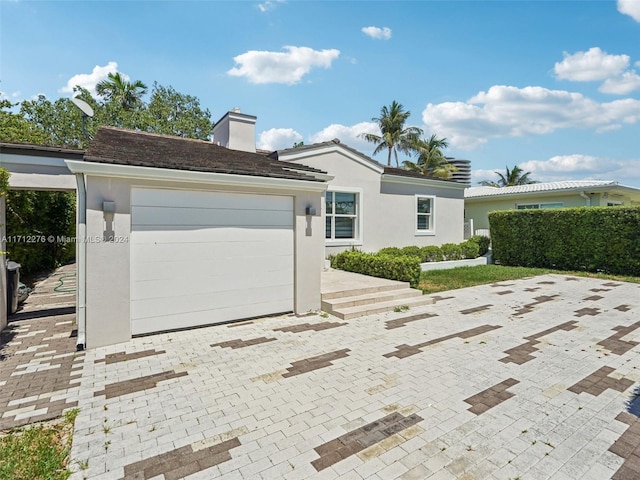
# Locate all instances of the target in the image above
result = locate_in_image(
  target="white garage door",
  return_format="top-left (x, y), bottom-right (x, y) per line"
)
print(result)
top-left (130, 188), bottom-right (294, 335)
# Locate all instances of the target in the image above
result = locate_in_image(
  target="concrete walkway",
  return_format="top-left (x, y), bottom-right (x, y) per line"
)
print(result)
top-left (64, 273), bottom-right (640, 479)
top-left (0, 263), bottom-right (83, 431)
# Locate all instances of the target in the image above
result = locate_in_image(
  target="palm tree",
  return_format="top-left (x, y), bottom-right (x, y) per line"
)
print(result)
top-left (360, 101), bottom-right (423, 166)
top-left (479, 165), bottom-right (536, 187)
top-left (402, 134), bottom-right (458, 179)
top-left (96, 72), bottom-right (147, 110)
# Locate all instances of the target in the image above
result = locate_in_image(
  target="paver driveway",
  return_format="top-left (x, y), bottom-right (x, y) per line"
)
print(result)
top-left (61, 274), bottom-right (639, 479)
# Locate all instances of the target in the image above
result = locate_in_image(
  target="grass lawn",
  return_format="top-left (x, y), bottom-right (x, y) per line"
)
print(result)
top-left (0, 408), bottom-right (79, 480)
top-left (419, 264), bottom-right (640, 294)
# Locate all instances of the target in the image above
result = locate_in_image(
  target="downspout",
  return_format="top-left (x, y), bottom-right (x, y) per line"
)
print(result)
top-left (75, 173), bottom-right (87, 350)
top-left (579, 190), bottom-right (591, 207)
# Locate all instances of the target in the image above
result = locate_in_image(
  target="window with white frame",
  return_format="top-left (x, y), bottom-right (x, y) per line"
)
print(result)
top-left (416, 195), bottom-right (435, 234)
top-left (326, 191), bottom-right (358, 240)
top-left (516, 202), bottom-right (563, 210)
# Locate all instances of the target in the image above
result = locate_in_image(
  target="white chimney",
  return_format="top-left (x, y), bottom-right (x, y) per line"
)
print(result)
top-left (212, 109), bottom-right (257, 153)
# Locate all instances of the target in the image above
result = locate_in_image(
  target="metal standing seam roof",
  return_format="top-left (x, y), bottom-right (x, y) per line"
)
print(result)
top-left (464, 181), bottom-right (621, 198)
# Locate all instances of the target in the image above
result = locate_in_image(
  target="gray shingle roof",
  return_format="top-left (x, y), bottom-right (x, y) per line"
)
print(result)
top-left (84, 127), bottom-right (326, 182)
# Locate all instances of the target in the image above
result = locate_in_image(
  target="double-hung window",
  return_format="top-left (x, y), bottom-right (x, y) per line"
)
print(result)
top-left (326, 191), bottom-right (358, 241)
top-left (516, 202), bottom-right (563, 210)
top-left (416, 195), bottom-right (435, 235)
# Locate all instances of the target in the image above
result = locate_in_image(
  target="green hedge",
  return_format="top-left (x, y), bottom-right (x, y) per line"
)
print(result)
top-left (377, 237), bottom-right (488, 263)
top-left (489, 206), bottom-right (640, 276)
top-left (330, 251), bottom-right (422, 288)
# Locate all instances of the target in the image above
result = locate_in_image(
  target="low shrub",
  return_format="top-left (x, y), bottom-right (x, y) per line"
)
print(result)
top-left (460, 240), bottom-right (480, 259)
top-left (330, 250), bottom-right (421, 287)
top-left (440, 243), bottom-right (463, 261)
top-left (378, 247), bottom-right (402, 257)
top-left (468, 235), bottom-right (491, 256)
top-left (420, 245), bottom-right (444, 262)
top-left (400, 246), bottom-right (421, 257)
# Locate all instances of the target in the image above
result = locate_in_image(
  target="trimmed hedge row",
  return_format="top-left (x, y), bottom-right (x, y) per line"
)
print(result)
top-left (378, 236), bottom-right (489, 263)
top-left (330, 251), bottom-right (422, 288)
top-left (489, 206), bottom-right (640, 276)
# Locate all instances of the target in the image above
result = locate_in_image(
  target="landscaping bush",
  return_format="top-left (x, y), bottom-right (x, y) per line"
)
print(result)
top-left (420, 245), bottom-right (444, 262)
top-left (440, 243), bottom-right (463, 261)
top-left (330, 250), bottom-right (421, 287)
top-left (489, 206), bottom-right (640, 276)
top-left (378, 247), bottom-right (402, 257)
top-left (460, 240), bottom-right (480, 259)
top-left (400, 246), bottom-right (421, 257)
top-left (469, 235), bottom-right (491, 256)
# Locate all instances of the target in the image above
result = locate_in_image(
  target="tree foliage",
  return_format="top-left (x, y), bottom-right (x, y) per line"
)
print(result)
top-left (479, 165), bottom-right (536, 187)
top-left (360, 101), bottom-right (423, 166)
top-left (402, 134), bottom-right (457, 179)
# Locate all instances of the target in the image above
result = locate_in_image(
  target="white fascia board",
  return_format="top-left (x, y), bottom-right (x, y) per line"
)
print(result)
top-left (280, 145), bottom-right (384, 174)
top-left (382, 173), bottom-right (467, 190)
top-left (465, 185), bottom-right (629, 202)
top-left (64, 160), bottom-right (329, 192)
top-left (1, 153), bottom-right (70, 169)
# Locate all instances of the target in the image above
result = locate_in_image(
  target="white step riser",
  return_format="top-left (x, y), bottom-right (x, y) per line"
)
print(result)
top-left (321, 283), bottom-right (409, 301)
top-left (331, 297), bottom-right (435, 320)
top-left (322, 289), bottom-right (423, 311)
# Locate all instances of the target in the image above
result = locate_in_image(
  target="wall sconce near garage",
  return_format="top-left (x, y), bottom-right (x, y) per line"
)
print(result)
top-left (102, 201), bottom-right (116, 241)
top-left (305, 205), bottom-right (316, 236)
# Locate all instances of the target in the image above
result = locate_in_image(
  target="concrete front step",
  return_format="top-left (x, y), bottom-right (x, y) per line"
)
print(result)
top-left (321, 282), bottom-right (409, 301)
top-left (327, 294), bottom-right (435, 320)
top-left (322, 288), bottom-right (423, 311)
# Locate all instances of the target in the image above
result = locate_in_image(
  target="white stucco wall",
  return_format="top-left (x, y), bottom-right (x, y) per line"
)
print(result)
top-left (82, 175), bottom-right (324, 348)
top-left (280, 148), bottom-right (465, 256)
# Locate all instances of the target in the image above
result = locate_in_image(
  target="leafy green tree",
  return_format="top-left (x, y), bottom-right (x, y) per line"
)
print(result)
top-left (402, 134), bottom-right (457, 179)
top-left (360, 101), bottom-right (423, 167)
top-left (0, 100), bottom-right (47, 144)
top-left (479, 165), bottom-right (537, 187)
top-left (96, 72), bottom-right (147, 110)
top-left (140, 83), bottom-right (212, 140)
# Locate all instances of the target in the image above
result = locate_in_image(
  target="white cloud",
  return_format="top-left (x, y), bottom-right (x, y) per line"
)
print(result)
top-left (59, 61), bottom-right (121, 96)
top-left (618, 0), bottom-right (640, 22)
top-left (600, 70), bottom-right (640, 94)
top-left (227, 46), bottom-right (340, 85)
top-left (257, 128), bottom-right (302, 150)
top-left (257, 0), bottom-right (284, 12)
top-left (554, 47), bottom-right (629, 81)
top-left (422, 85), bottom-right (640, 149)
top-left (309, 121), bottom-right (379, 151)
top-left (361, 26), bottom-right (392, 40)
top-left (472, 155), bottom-right (640, 185)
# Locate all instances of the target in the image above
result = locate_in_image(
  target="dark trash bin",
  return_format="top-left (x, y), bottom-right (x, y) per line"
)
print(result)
top-left (6, 261), bottom-right (21, 315)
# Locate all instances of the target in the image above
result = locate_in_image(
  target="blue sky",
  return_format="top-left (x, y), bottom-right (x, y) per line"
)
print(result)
top-left (2, 0), bottom-right (640, 187)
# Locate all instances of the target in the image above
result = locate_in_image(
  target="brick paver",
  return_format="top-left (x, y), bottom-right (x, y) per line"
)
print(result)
top-left (4, 271), bottom-right (638, 479)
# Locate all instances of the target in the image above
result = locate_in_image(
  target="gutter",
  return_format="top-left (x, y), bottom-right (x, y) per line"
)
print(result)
top-left (75, 173), bottom-right (87, 350)
top-left (579, 190), bottom-right (591, 207)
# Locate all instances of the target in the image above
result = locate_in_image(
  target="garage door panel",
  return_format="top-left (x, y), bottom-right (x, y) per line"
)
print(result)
top-left (131, 189), bottom-right (294, 336)
top-left (131, 253), bottom-right (293, 283)
top-left (132, 188), bottom-right (292, 211)
top-left (131, 226), bottom-right (291, 245)
top-left (131, 299), bottom-right (292, 335)
top-left (131, 283), bottom-right (292, 321)
top-left (132, 205), bottom-right (293, 228)
top-left (131, 263), bottom-right (293, 300)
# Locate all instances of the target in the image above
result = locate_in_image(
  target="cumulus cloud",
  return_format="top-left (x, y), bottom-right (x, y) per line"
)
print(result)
top-left (59, 61), bottom-right (120, 96)
top-left (600, 71), bottom-right (640, 95)
top-left (257, 128), bottom-right (302, 151)
top-left (554, 47), bottom-right (629, 82)
top-left (361, 26), bottom-right (392, 40)
top-left (257, 0), bottom-right (284, 12)
top-left (472, 155), bottom-right (640, 185)
top-left (618, 0), bottom-right (640, 22)
top-left (309, 121), bottom-right (379, 151)
top-left (422, 85), bottom-right (640, 149)
top-left (227, 46), bottom-right (340, 85)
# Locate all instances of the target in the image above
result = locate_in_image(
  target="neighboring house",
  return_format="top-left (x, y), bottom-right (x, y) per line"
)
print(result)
top-left (269, 140), bottom-right (467, 255)
top-left (65, 125), bottom-right (328, 348)
top-left (465, 180), bottom-right (640, 233)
